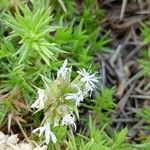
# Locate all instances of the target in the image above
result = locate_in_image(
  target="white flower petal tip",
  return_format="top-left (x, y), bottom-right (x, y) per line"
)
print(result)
top-left (62, 114), bottom-right (76, 130)
top-left (31, 89), bottom-right (47, 111)
top-left (32, 123), bottom-right (57, 145)
top-left (57, 59), bottom-right (69, 78)
top-left (48, 131), bottom-right (57, 144)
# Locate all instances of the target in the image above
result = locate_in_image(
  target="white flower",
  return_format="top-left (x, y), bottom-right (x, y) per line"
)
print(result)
top-left (65, 89), bottom-right (84, 106)
top-left (0, 132), bottom-right (19, 145)
top-left (57, 59), bottom-right (68, 78)
top-left (0, 132), bottom-right (48, 150)
top-left (32, 122), bottom-right (57, 144)
top-left (19, 143), bottom-right (47, 150)
top-left (62, 114), bottom-right (76, 130)
top-left (19, 143), bottom-right (32, 150)
top-left (34, 145), bottom-right (47, 150)
top-left (31, 89), bottom-right (47, 112)
top-left (0, 132), bottom-right (7, 144)
top-left (77, 68), bottom-right (99, 94)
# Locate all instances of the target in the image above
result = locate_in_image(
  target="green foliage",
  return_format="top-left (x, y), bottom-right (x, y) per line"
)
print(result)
top-left (139, 49), bottom-right (150, 77)
top-left (91, 87), bottom-right (116, 124)
top-left (51, 0), bottom-right (75, 19)
top-left (67, 117), bottom-right (135, 150)
top-left (135, 107), bottom-right (150, 131)
top-left (111, 128), bottom-right (131, 150)
top-left (47, 126), bottom-right (67, 150)
top-left (50, 0), bottom-right (110, 68)
top-left (0, 0), bottom-right (10, 11)
top-left (80, 0), bottom-right (105, 34)
top-left (141, 22), bottom-right (150, 44)
top-left (139, 22), bottom-right (150, 77)
top-left (51, 21), bottom-right (110, 68)
top-left (134, 136), bottom-right (150, 150)
top-left (3, 1), bottom-right (64, 65)
top-left (0, 39), bottom-right (37, 104)
top-left (0, 102), bottom-right (9, 125)
top-left (52, 22), bottom-right (91, 68)
top-left (93, 87), bottom-right (116, 111)
top-left (136, 107), bottom-right (150, 129)
top-left (53, 0), bottom-right (105, 32)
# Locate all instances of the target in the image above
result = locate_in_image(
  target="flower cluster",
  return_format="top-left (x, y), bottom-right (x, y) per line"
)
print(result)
top-left (0, 132), bottom-right (47, 150)
top-left (31, 59), bottom-right (99, 144)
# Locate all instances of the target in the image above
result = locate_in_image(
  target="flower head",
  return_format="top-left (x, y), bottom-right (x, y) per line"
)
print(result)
top-left (62, 114), bottom-right (76, 130)
top-left (77, 68), bottom-right (99, 94)
top-left (31, 89), bottom-right (47, 112)
top-left (57, 59), bottom-right (68, 78)
top-left (65, 89), bottom-right (84, 106)
top-left (31, 60), bottom-right (100, 145)
top-left (33, 122), bottom-right (57, 144)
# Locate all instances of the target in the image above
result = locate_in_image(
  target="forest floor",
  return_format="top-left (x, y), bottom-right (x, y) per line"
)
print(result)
top-left (94, 0), bottom-right (150, 142)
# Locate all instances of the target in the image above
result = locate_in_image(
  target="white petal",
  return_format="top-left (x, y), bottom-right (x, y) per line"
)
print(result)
top-left (31, 99), bottom-right (40, 108)
top-left (65, 94), bottom-right (75, 100)
top-left (57, 59), bottom-right (69, 78)
top-left (32, 126), bottom-right (45, 137)
top-left (7, 134), bottom-right (19, 144)
top-left (62, 59), bottom-right (68, 68)
top-left (45, 131), bottom-right (50, 145)
top-left (50, 132), bottom-right (57, 143)
top-left (19, 143), bottom-right (32, 150)
top-left (32, 127), bottom-right (40, 133)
